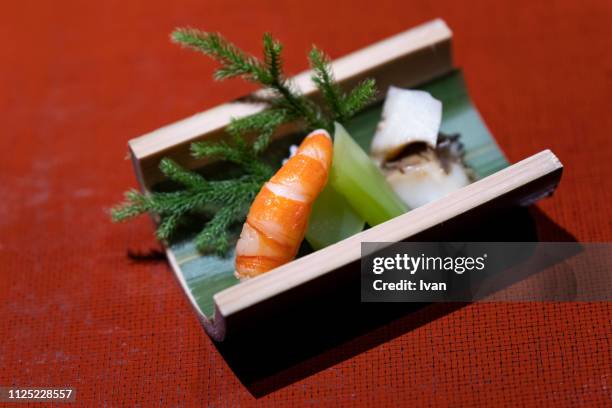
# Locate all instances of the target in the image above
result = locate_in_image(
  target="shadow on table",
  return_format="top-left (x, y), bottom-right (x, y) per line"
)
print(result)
top-left (213, 206), bottom-right (577, 397)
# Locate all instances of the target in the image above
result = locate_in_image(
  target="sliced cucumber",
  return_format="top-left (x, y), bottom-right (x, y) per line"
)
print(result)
top-left (306, 183), bottom-right (365, 250)
top-left (330, 122), bottom-right (408, 226)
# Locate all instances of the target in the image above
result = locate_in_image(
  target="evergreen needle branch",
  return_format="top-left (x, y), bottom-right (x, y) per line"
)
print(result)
top-left (308, 47), bottom-right (345, 121)
top-left (171, 29), bottom-right (270, 83)
top-left (190, 137), bottom-right (274, 178)
top-left (171, 28), bottom-right (336, 132)
top-left (111, 159), bottom-right (266, 255)
top-left (227, 108), bottom-right (294, 154)
top-left (308, 47), bottom-right (377, 122)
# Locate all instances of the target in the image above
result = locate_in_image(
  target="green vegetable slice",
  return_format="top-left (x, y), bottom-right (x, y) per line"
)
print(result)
top-left (305, 183), bottom-right (365, 250)
top-left (329, 122), bottom-right (408, 226)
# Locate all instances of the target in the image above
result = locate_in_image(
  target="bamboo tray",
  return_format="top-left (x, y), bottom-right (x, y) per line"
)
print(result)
top-left (128, 19), bottom-right (563, 341)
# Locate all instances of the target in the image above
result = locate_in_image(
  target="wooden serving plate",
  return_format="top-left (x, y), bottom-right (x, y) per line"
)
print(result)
top-left (128, 19), bottom-right (563, 341)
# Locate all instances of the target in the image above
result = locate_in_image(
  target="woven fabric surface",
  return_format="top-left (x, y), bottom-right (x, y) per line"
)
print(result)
top-left (1, 0), bottom-right (611, 406)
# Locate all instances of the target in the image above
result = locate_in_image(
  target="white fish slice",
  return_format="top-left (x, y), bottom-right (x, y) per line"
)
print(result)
top-left (370, 86), bottom-right (442, 164)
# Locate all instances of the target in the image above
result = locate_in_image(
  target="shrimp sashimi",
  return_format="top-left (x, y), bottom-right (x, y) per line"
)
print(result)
top-left (235, 129), bottom-right (333, 280)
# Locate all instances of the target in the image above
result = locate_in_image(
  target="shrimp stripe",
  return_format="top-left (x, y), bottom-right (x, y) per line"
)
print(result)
top-left (235, 221), bottom-right (294, 258)
top-left (246, 186), bottom-right (310, 247)
top-left (269, 155), bottom-right (329, 201)
top-left (235, 129), bottom-right (333, 279)
top-left (265, 182), bottom-right (308, 203)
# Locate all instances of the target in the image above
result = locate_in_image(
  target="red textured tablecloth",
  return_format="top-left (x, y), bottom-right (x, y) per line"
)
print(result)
top-left (1, 0), bottom-right (611, 406)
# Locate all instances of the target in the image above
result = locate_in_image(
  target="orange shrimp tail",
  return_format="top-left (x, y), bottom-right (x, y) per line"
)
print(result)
top-left (235, 129), bottom-right (333, 280)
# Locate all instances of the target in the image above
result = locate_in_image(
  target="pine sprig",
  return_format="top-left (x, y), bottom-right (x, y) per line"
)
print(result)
top-left (113, 29), bottom-right (379, 256)
top-left (263, 33), bottom-right (283, 82)
top-left (308, 47), bottom-right (377, 122)
top-left (226, 108), bottom-right (293, 154)
top-left (159, 158), bottom-right (207, 189)
top-left (171, 29), bottom-right (270, 83)
top-left (111, 169), bottom-right (265, 255)
top-left (172, 29), bottom-right (327, 132)
top-left (308, 47), bottom-right (345, 121)
top-left (342, 78), bottom-right (377, 118)
top-left (194, 205), bottom-right (244, 254)
top-left (190, 136), bottom-right (273, 179)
